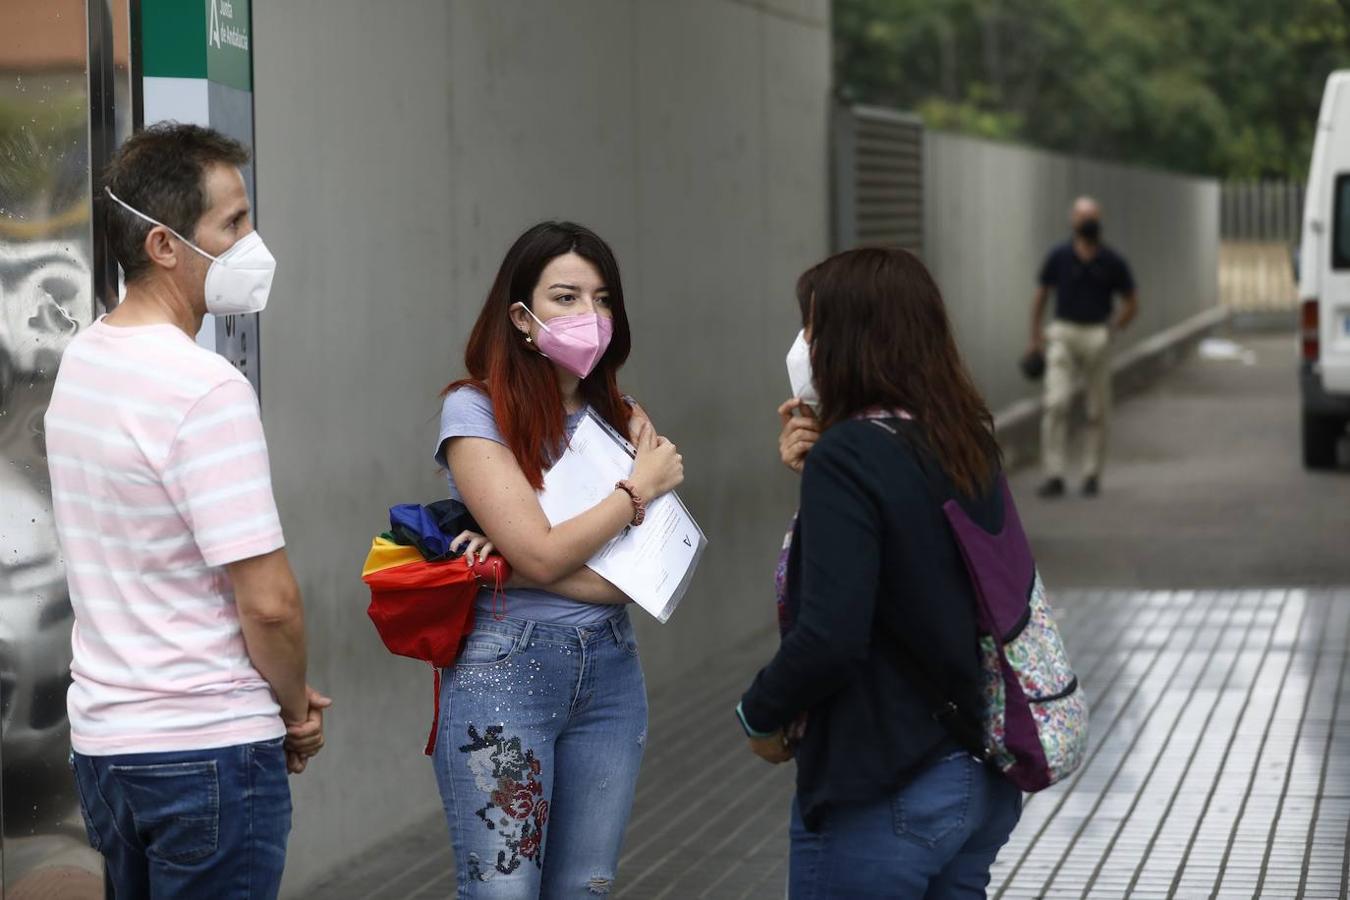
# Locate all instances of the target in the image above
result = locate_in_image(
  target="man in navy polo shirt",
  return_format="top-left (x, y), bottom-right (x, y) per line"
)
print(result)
top-left (1029, 196), bottom-right (1139, 498)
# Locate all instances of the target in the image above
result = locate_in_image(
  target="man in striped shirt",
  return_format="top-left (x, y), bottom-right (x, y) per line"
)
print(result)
top-left (47, 123), bottom-right (327, 898)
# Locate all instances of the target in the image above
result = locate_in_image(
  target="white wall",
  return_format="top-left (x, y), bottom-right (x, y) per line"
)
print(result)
top-left (252, 1), bottom-right (830, 891)
top-left (923, 131), bottom-right (1221, 413)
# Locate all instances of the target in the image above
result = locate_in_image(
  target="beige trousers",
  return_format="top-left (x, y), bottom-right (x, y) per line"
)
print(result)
top-left (1041, 320), bottom-right (1112, 480)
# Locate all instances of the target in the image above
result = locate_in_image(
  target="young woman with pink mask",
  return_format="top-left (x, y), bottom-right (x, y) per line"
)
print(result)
top-left (432, 221), bottom-right (684, 897)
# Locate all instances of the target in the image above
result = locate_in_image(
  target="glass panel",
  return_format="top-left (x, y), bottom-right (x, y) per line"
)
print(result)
top-left (0, 1), bottom-right (128, 895)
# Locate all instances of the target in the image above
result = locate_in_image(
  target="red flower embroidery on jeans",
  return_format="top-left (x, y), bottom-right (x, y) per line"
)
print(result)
top-left (460, 725), bottom-right (548, 874)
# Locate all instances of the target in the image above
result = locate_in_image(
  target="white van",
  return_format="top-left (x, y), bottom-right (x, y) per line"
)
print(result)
top-left (1299, 69), bottom-right (1350, 469)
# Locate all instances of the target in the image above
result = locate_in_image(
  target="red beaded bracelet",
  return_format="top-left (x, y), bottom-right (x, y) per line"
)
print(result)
top-left (614, 480), bottom-right (646, 527)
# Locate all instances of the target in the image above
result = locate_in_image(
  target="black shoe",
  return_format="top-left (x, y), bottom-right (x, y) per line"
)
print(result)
top-left (1037, 477), bottom-right (1066, 498)
top-left (1082, 476), bottom-right (1100, 497)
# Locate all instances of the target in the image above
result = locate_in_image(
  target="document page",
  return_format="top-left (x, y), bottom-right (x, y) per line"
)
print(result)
top-left (537, 412), bottom-right (707, 622)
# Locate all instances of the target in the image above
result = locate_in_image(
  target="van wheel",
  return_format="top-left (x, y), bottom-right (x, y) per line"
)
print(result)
top-left (1302, 410), bottom-right (1343, 469)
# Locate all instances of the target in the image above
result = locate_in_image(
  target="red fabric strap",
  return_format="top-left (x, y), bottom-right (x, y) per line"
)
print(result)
top-left (424, 665), bottom-right (442, 756)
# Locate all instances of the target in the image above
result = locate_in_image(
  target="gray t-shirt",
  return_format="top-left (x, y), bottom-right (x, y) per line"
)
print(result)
top-left (435, 385), bottom-right (623, 626)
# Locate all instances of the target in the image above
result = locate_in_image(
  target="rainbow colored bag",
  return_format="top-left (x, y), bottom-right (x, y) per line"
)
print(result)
top-left (362, 535), bottom-right (509, 755)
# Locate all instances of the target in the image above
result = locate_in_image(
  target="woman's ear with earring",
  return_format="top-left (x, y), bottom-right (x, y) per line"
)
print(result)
top-left (510, 301), bottom-right (534, 344)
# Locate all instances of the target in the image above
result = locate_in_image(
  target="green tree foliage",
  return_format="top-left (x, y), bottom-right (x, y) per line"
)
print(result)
top-left (835, 0), bottom-right (1350, 178)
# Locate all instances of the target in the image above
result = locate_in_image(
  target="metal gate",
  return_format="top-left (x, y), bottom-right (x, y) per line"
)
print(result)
top-left (1221, 180), bottom-right (1304, 243)
top-left (1219, 180), bottom-right (1304, 312)
top-left (832, 104), bottom-right (925, 254)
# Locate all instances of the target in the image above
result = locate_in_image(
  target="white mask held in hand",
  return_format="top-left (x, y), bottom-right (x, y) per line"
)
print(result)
top-left (105, 187), bottom-right (276, 316)
top-left (785, 330), bottom-right (819, 410)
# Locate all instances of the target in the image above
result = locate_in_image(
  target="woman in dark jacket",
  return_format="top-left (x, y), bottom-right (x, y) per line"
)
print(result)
top-left (740, 247), bottom-right (1022, 899)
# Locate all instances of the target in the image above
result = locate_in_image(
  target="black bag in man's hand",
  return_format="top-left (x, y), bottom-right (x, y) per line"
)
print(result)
top-left (1019, 348), bottom-right (1046, 381)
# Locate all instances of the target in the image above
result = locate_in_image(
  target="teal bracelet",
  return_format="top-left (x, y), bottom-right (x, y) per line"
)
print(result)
top-left (736, 701), bottom-right (776, 739)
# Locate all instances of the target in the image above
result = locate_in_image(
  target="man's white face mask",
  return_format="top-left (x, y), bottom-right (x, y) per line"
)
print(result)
top-left (105, 187), bottom-right (276, 316)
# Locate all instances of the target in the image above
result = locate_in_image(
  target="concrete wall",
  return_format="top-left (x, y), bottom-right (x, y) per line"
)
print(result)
top-left (922, 131), bottom-right (1221, 414)
top-left (252, 1), bottom-right (830, 892)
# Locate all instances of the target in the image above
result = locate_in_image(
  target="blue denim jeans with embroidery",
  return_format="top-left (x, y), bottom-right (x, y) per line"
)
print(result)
top-left (433, 610), bottom-right (648, 898)
top-left (72, 738), bottom-right (292, 899)
top-left (789, 751), bottom-right (1022, 899)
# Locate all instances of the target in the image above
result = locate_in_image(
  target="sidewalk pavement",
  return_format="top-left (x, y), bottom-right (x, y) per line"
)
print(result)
top-left (314, 586), bottom-right (1349, 899)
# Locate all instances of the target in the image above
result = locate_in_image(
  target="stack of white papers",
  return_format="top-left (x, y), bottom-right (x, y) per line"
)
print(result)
top-left (536, 412), bottom-right (707, 623)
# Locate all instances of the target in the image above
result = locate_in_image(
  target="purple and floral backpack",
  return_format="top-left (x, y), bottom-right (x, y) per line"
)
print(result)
top-left (872, 418), bottom-right (1089, 792)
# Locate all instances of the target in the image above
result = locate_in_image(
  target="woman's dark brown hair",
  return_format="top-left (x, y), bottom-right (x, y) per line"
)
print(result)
top-left (798, 246), bottom-right (1001, 498)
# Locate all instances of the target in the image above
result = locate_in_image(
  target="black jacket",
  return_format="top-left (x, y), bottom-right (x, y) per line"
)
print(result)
top-left (740, 418), bottom-right (1003, 830)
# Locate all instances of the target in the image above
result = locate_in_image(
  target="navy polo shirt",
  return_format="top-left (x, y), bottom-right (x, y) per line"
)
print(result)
top-left (1038, 241), bottom-right (1135, 325)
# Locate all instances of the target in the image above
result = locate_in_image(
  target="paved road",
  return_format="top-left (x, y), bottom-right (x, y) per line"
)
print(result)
top-left (1010, 332), bottom-right (1350, 589)
top-left (320, 331), bottom-right (1350, 899)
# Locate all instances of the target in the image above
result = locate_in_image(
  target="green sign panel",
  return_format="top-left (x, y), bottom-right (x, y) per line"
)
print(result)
top-left (140, 0), bottom-right (251, 92)
top-left (206, 0), bottom-right (252, 92)
top-left (140, 0), bottom-right (206, 80)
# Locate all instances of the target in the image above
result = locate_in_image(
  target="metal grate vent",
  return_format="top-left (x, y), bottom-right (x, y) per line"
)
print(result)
top-left (833, 105), bottom-right (924, 255)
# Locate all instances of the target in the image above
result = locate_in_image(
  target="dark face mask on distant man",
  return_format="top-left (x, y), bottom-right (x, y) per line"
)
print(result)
top-left (1075, 219), bottom-right (1102, 243)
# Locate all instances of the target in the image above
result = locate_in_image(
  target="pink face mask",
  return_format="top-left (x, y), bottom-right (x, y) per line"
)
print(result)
top-left (514, 302), bottom-right (614, 379)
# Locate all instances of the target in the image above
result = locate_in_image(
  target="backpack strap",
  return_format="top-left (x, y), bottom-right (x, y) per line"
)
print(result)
top-left (866, 417), bottom-right (988, 761)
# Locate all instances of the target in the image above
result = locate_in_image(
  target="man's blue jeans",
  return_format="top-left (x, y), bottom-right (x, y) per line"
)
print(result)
top-left (72, 738), bottom-right (292, 899)
top-left (789, 751), bottom-right (1022, 899)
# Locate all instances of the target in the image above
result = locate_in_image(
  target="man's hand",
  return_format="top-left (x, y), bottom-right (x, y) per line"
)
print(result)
top-left (778, 399), bottom-right (820, 475)
top-left (748, 731), bottom-right (793, 764)
top-left (284, 685), bottom-right (333, 774)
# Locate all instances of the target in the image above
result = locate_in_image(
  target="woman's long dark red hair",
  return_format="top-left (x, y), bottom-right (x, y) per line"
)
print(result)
top-left (443, 222), bottom-right (633, 489)
top-left (800, 246), bottom-right (1001, 498)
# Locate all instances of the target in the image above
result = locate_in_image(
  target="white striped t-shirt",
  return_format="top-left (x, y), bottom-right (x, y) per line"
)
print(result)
top-left (46, 319), bottom-right (287, 755)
